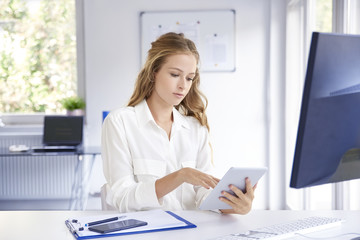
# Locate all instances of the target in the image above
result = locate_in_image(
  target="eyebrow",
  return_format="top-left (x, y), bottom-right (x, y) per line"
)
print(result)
top-left (168, 67), bottom-right (196, 75)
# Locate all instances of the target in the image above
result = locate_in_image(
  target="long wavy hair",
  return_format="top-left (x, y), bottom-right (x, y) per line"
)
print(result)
top-left (128, 32), bottom-right (209, 131)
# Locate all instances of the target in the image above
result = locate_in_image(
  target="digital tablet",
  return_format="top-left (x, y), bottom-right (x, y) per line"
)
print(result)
top-left (199, 167), bottom-right (267, 210)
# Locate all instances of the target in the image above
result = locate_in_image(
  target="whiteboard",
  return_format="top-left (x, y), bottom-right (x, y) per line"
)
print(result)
top-left (140, 10), bottom-right (235, 72)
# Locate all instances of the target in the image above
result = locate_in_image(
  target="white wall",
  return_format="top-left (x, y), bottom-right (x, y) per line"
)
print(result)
top-left (83, 0), bottom-right (286, 209)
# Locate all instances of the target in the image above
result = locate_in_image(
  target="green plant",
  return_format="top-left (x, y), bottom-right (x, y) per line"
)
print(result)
top-left (61, 96), bottom-right (85, 111)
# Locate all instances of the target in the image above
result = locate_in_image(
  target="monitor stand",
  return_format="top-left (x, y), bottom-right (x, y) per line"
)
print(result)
top-left (329, 148), bottom-right (360, 183)
top-left (330, 148), bottom-right (360, 210)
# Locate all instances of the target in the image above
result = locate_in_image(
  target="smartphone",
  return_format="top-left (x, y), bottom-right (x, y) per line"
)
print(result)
top-left (88, 219), bottom-right (148, 234)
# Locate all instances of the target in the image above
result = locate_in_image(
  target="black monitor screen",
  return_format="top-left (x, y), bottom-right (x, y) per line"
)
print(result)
top-left (290, 32), bottom-right (360, 189)
top-left (43, 116), bottom-right (83, 146)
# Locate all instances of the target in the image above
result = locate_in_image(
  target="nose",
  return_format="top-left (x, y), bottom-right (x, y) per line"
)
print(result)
top-left (178, 76), bottom-right (187, 90)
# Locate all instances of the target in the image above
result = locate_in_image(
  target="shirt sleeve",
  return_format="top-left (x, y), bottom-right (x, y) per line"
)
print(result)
top-left (193, 125), bottom-right (216, 208)
top-left (101, 112), bottom-right (162, 212)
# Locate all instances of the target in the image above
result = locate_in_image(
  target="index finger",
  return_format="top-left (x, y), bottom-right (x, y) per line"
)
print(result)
top-left (245, 178), bottom-right (253, 194)
top-left (228, 184), bottom-right (245, 198)
top-left (205, 175), bottom-right (220, 189)
top-left (213, 176), bottom-right (220, 183)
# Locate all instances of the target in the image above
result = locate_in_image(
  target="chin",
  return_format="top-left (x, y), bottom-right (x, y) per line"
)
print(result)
top-left (167, 98), bottom-right (183, 106)
top-left (174, 100), bottom-right (184, 106)
top-left (163, 95), bottom-right (185, 107)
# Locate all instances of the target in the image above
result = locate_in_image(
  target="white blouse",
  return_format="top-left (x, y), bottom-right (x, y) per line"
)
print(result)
top-left (101, 99), bottom-right (213, 212)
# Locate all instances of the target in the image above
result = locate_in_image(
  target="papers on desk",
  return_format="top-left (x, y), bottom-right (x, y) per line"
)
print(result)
top-left (65, 209), bottom-right (196, 239)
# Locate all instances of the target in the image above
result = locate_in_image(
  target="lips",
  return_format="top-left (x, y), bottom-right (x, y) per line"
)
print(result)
top-left (173, 93), bottom-right (184, 98)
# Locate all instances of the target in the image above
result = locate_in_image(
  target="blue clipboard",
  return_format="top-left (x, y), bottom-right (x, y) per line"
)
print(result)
top-left (65, 210), bottom-right (196, 239)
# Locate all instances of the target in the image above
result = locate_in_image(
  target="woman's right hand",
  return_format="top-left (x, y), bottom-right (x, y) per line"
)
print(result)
top-left (155, 167), bottom-right (219, 199)
top-left (179, 167), bottom-right (220, 189)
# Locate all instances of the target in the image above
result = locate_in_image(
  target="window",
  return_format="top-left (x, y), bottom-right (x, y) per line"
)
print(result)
top-left (312, 0), bottom-right (332, 32)
top-left (0, 0), bottom-right (77, 115)
top-left (347, 0), bottom-right (360, 34)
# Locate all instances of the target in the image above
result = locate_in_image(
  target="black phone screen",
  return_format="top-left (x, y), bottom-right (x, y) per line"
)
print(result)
top-left (88, 219), bottom-right (148, 234)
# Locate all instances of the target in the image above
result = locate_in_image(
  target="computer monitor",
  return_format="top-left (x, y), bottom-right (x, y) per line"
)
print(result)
top-left (290, 32), bottom-right (360, 189)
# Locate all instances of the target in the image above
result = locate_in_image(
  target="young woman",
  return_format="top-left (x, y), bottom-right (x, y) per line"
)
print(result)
top-left (101, 32), bottom-right (256, 213)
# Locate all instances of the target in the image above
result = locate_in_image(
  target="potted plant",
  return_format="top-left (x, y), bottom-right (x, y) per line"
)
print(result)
top-left (61, 96), bottom-right (86, 116)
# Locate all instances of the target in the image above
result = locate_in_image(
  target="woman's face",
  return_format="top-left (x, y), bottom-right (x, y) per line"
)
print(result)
top-left (151, 54), bottom-right (197, 107)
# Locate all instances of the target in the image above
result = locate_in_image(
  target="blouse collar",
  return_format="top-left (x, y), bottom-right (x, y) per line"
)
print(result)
top-left (135, 99), bottom-right (190, 130)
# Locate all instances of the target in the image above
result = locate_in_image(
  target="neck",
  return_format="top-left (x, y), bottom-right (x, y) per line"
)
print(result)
top-left (146, 97), bottom-right (173, 124)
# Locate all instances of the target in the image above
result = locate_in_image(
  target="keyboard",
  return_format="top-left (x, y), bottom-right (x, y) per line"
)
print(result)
top-left (212, 216), bottom-right (344, 240)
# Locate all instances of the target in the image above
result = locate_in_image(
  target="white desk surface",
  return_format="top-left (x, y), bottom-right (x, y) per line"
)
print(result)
top-left (1, 210), bottom-right (359, 240)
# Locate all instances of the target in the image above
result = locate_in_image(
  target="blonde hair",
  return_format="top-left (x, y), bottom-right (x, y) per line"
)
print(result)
top-left (128, 32), bottom-right (209, 131)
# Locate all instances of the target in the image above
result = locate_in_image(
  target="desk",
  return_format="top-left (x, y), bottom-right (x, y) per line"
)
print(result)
top-left (0, 146), bottom-right (100, 157)
top-left (1, 210), bottom-right (359, 240)
top-left (0, 146), bottom-right (100, 210)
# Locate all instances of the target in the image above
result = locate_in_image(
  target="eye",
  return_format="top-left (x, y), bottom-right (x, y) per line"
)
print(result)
top-left (187, 75), bottom-right (195, 81)
top-left (170, 73), bottom-right (179, 77)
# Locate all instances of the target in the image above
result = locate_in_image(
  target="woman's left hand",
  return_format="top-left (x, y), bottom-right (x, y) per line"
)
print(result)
top-left (219, 178), bottom-right (257, 215)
